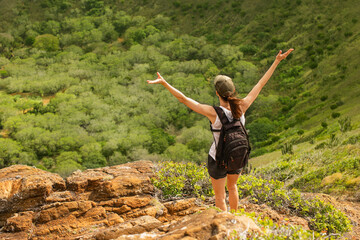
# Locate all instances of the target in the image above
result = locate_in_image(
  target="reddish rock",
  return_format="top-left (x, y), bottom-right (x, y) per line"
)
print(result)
top-left (99, 195), bottom-right (153, 208)
top-left (163, 198), bottom-right (197, 214)
top-left (94, 215), bottom-right (162, 240)
top-left (163, 198), bottom-right (206, 219)
top-left (66, 160), bottom-right (155, 201)
top-left (107, 213), bottom-right (124, 226)
top-left (45, 191), bottom-right (75, 203)
top-left (36, 200), bottom-right (95, 223)
top-left (83, 206), bottom-right (107, 220)
top-left (0, 165), bottom-right (65, 227)
top-left (159, 208), bottom-right (260, 240)
top-left (3, 211), bottom-right (34, 232)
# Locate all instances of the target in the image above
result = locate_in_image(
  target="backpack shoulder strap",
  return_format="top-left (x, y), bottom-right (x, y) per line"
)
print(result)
top-left (213, 106), bottom-right (229, 125)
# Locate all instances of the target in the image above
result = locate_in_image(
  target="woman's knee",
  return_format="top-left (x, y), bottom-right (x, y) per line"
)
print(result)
top-left (227, 183), bottom-right (237, 192)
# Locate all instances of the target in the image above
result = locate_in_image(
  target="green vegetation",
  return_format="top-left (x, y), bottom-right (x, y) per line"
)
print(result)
top-left (256, 141), bottom-right (360, 196)
top-left (0, 0), bottom-right (359, 180)
top-left (152, 161), bottom-right (213, 198)
top-left (230, 211), bottom-right (341, 239)
top-left (153, 161), bottom-right (351, 235)
top-left (237, 174), bottom-right (351, 234)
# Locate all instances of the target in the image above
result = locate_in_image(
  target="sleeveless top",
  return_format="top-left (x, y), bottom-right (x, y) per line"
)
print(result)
top-left (209, 106), bottom-right (245, 160)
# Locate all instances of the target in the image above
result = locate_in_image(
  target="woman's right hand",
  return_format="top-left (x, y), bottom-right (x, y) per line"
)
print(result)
top-left (147, 72), bottom-right (166, 85)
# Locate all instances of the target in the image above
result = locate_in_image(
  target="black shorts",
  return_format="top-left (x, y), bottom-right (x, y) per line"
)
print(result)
top-left (207, 155), bottom-right (241, 179)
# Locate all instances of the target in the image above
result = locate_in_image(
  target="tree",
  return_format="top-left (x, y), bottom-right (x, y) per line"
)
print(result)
top-left (43, 21), bottom-right (61, 35)
top-left (113, 12), bottom-right (131, 35)
top-left (163, 143), bottom-right (197, 163)
top-left (247, 117), bottom-right (277, 143)
top-left (177, 126), bottom-right (212, 153)
top-left (0, 138), bottom-right (22, 167)
top-left (55, 159), bottom-right (83, 177)
top-left (0, 33), bottom-right (14, 57)
top-left (147, 128), bottom-right (175, 154)
top-left (84, 0), bottom-right (105, 16)
top-left (80, 142), bottom-right (107, 169)
top-left (98, 22), bottom-right (117, 42)
top-left (33, 34), bottom-right (60, 51)
top-left (124, 27), bottom-right (147, 45)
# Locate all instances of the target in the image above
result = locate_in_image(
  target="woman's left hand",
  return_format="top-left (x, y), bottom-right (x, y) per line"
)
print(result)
top-left (275, 48), bottom-right (294, 62)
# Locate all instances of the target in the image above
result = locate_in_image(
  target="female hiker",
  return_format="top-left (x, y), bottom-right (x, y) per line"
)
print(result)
top-left (147, 48), bottom-right (294, 211)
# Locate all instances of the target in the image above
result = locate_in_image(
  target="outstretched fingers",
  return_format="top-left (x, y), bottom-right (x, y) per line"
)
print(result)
top-left (276, 48), bottom-right (294, 61)
top-left (284, 48), bottom-right (294, 57)
top-left (147, 72), bottom-right (164, 84)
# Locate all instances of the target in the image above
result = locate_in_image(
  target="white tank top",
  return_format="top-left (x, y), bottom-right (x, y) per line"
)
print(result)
top-left (209, 106), bottom-right (245, 160)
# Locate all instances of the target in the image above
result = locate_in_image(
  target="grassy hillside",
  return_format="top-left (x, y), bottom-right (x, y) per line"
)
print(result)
top-left (0, 0), bottom-right (359, 177)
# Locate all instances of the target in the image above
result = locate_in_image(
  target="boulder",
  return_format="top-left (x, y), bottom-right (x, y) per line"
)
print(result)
top-left (66, 160), bottom-right (155, 201)
top-left (0, 165), bottom-right (65, 227)
top-left (159, 208), bottom-right (261, 240)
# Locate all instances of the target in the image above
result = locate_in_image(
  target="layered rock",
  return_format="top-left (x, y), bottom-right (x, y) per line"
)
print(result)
top-left (0, 165), bottom-right (66, 227)
top-left (0, 161), bottom-right (312, 239)
top-left (0, 161), bottom-right (209, 239)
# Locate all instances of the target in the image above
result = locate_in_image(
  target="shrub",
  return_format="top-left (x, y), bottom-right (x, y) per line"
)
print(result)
top-left (315, 142), bottom-right (327, 150)
top-left (152, 161), bottom-right (213, 199)
top-left (328, 133), bottom-right (339, 147)
top-left (281, 142), bottom-right (294, 155)
top-left (237, 175), bottom-right (351, 234)
top-left (342, 134), bottom-right (360, 145)
top-left (295, 112), bottom-right (309, 124)
top-left (344, 32), bottom-right (353, 37)
top-left (320, 95), bottom-right (328, 101)
top-left (309, 61), bottom-right (318, 69)
top-left (331, 112), bottom-right (340, 118)
top-left (231, 211), bottom-right (338, 239)
top-left (250, 148), bottom-right (268, 157)
top-left (338, 117), bottom-right (352, 132)
top-left (247, 117), bottom-right (276, 143)
top-left (330, 104), bottom-right (338, 110)
top-left (0, 69), bottom-right (9, 78)
top-left (297, 129), bottom-right (304, 135)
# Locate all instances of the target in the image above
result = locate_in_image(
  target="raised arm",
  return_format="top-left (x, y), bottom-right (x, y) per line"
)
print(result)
top-left (147, 72), bottom-right (217, 123)
top-left (242, 49), bottom-right (294, 113)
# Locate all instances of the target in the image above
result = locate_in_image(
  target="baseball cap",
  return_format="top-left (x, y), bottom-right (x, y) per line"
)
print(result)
top-left (214, 75), bottom-right (235, 98)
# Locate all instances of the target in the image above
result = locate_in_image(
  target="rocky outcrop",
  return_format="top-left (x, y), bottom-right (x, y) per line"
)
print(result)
top-left (0, 165), bottom-right (66, 227)
top-left (0, 161), bottom-right (210, 239)
top-left (0, 161), bottom-right (310, 239)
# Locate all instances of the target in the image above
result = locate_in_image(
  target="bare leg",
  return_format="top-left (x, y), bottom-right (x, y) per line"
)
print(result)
top-left (210, 176), bottom-right (227, 211)
top-left (227, 174), bottom-right (240, 211)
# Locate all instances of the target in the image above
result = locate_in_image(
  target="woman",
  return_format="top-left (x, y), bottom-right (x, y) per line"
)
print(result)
top-left (147, 49), bottom-right (294, 211)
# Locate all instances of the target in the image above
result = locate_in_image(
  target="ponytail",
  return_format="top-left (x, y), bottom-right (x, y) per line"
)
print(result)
top-left (222, 93), bottom-right (243, 119)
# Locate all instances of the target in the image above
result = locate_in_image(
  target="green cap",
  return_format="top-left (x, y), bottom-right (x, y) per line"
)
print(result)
top-left (214, 75), bottom-right (235, 98)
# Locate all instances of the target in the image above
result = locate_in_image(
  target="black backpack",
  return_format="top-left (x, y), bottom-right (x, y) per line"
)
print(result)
top-left (210, 106), bottom-right (251, 171)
